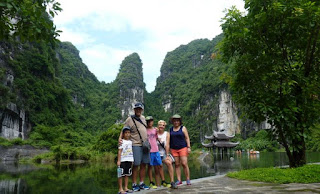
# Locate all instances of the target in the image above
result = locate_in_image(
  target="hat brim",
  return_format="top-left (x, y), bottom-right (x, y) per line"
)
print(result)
top-left (170, 117), bottom-right (182, 122)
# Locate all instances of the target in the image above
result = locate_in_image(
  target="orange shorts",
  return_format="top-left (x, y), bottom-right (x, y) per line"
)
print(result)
top-left (171, 147), bottom-right (188, 157)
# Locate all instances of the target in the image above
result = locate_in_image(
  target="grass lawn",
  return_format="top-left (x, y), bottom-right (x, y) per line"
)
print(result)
top-left (227, 164), bottom-right (320, 184)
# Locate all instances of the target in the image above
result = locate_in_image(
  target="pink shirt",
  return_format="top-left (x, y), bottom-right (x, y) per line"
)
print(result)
top-left (147, 128), bottom-right (159, 153)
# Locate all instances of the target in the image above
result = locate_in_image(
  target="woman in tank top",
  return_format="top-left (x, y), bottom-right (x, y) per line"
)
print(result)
top-left (166, 114), bottom-right (191, 186)
top-left (157, 120), bottom-right (177, 188)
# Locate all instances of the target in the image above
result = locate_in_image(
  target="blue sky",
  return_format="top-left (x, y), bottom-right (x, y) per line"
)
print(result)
top-left (54, 0), bottom-right (245, 92)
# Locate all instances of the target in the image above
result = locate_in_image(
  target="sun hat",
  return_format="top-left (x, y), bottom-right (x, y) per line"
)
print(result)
top-left (170, 114), bottom-right (182, 123)
top-left (134, 102), bottom-right (144, 109)
top-left (146, 116), bottom-right (154, 121)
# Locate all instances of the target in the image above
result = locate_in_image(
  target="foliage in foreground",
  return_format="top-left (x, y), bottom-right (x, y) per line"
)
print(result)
top-left (227, 164), bottom-right (320, 184)
top-left (221, 0), bottom-right (320, 167)
top-left (0, 0), bottom-right (62, 42)
top-left (306, 124), bottom-right (320, 152)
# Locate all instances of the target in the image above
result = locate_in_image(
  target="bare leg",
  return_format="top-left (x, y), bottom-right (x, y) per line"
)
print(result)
top-left (132, 165), bottom-right (139, 184)
top-left (148, 164), bottom-right (153, 183)
top-left (124, 176), bottom-right (129, 191)
top-left (155, 166), bottom-right (161, 186)
top-left (164, 158), bottom-right (175, 182)
top-left (140, 163), bottom-right (147, 183)
top-left (118, 177), bottom-right (123, 193)
top-left (159, 165), bottom-right (165, 181)
top-left (180, 156), bottom-right (190, 180)
top-left (174, 157), bottom-right (181, 182)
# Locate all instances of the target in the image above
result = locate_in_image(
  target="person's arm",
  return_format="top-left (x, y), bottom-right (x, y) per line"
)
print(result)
top-left (118, 131), bottom-right (123, 145)
top-left (165, 132), bottom-right (171, 158)
top-left (182, 126), bottom-right (191, 153)
top-left (117, 147), bottom-right (122, 166)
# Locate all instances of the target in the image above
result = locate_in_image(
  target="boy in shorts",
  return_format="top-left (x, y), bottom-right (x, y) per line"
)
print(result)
top-left (117, 126), bottom-right (134, 194)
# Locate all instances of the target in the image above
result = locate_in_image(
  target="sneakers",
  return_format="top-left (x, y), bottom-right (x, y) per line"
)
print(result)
top-left (149, 182), bottom-right (157, 189)
top-left (161, 180), bottom-right (171, 188)
top-left (186, 179), bottom-right (191, 185)
top-left (132, 184), bottom-right (140, 192)
top-left (139, 183), bottom-right (150, 190)
top-left (175, 180), bottom-right (183, 186)
top-left (170, 182), bottom-right (178, 189)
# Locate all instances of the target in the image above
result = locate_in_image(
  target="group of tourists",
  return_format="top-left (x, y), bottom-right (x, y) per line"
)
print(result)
top-left (117, 102), bottom-right (191, 194)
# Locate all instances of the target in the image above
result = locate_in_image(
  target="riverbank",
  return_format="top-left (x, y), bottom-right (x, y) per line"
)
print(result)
top-left (139, 151), bottom-right (320, 193)
top-left (141, 175), bottom-right (320, 193)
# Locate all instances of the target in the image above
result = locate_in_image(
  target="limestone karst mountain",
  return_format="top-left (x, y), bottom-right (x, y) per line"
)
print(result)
top-left (0, 35), bottom-right (268, 146)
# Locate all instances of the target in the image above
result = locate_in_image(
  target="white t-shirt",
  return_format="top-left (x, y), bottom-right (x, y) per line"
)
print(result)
top-left (119, 139), bottom-right (134, 162)
top-left (157, 131), bottom-right (167, 156)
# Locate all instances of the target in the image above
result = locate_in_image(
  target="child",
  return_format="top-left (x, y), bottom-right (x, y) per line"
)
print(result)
top-left (117, 126), bottom-right (134, 194)
top-left (146, 116), bottom-right (163, 189)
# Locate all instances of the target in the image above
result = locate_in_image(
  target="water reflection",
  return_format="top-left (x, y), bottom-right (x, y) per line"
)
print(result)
top-left (201, 151), bottom-right (320, 176)
top-left (0, 161), bottom-right (41, 174)
top-left (0, 179), bottom-right (27, 194)
top-left (0, 152), bottom-right (319, 193)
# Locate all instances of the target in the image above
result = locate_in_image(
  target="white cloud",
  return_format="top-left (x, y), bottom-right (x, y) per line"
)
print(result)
top-left (58, 27), bottom-right (95, 45)
top-left (54, 0), bottom-right (245, 92)
top-left (80, 44), bottom-right (133, 83)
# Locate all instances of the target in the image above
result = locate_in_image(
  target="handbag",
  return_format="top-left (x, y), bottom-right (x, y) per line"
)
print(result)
top-left (131, 117), bottom-right (151, 153)
top-left (157, 138), bottom-right (175, 163)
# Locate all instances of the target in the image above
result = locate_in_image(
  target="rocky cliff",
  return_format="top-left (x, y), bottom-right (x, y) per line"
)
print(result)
top-left (115, 53), bottom-right (145, 119)
top-left (149, 35), bottom-right (270, 142)
top-left (217, 90), bottom-right (240, 136)
top-left (0, 43), bottom-right (32, 140)
top-left (0, 103), bottom-right (30, 139)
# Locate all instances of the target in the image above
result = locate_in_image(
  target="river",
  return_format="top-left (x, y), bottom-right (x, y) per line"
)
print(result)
top-left (0, 152), bottom-right (319, 193)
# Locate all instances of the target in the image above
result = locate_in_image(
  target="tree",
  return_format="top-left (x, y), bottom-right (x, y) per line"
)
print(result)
top-left (0, 0), bottom-right (62, 42)
top-left (220, 0), bottom-right (320, 167)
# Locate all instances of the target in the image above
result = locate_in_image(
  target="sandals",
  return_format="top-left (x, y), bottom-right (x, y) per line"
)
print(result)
top-left (118, 189), bottom-right (133, 194)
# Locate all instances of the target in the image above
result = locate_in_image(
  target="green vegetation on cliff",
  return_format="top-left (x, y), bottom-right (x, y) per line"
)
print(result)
top-left (146, 35), bottom-right (227, 146)
top-left (3, 41), bottom-right (75, 126)
top-left (57, 42), bottom-right (120, 132)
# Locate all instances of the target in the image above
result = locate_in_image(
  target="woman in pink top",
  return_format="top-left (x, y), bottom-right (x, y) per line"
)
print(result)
top-left (146, 116), bottom-right (162, 189)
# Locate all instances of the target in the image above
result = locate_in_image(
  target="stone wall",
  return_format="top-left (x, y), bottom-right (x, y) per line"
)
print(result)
top-left (0, 145), bottom-right (49, 161)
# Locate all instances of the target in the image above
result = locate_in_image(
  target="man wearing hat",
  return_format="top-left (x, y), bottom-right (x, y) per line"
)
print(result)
top-left (119, 102), bottom-right (150, 191)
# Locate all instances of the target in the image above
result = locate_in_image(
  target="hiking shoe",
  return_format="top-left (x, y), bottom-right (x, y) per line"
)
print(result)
top-left (132, 184), bottom-right (140, 192)
top-left (139, 183), bottom-right (150, 190)
top-left (161, 180), bottom-right (171, 188)
top-left (149, 182), bottom-right (157, 189)
top-left (170, 182), bottom-right (178, 189)
top-left (175, 180), bottom-right (182, 186)
top-left (186, 179), bottom-right (191, 185)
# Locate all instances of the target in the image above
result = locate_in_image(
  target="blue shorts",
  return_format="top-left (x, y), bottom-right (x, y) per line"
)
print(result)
top-left (133, 146), bottom-right (150, 166)
top-left (150, 152), bottom-right (162, 166)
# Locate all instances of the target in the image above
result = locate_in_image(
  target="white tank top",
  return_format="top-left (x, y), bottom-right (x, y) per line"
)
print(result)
top-left (157, 131), bottom-right (167, 156)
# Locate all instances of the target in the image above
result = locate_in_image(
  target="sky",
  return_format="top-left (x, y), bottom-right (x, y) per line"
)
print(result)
top-left (54, 0), bottom-right (245, 92)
